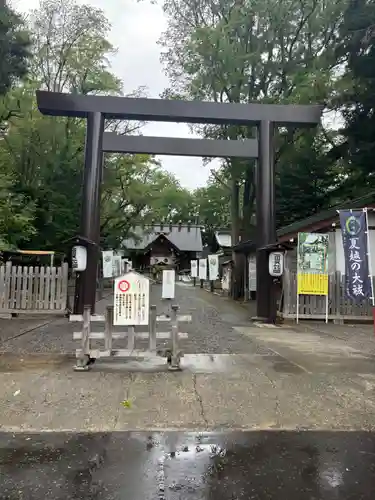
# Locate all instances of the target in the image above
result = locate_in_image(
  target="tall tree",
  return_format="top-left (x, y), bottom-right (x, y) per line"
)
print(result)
top-left (0, 2), bottom-right (34, 249)
top-left (158, 0), bottom-right (346, 296)
top-left (332, 0), bottom-right (375, 196)
top-left (0, 1), bottom-right (30, 96)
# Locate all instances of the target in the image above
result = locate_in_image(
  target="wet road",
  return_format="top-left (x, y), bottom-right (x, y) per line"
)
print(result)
top-left (1, 431), bottom-right (375, 499)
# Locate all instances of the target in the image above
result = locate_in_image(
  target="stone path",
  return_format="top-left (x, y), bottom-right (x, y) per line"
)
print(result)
top-left (1, 282), bottom-right (375, 432)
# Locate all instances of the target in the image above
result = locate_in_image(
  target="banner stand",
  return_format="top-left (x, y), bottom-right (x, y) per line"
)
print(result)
top-left (364, 208), bottom-right (375, 334)
top-left (296, 292), bottom-right (299, 324)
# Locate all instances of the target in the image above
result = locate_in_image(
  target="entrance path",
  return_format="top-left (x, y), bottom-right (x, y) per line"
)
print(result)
top-left (1, 282), bottom-right (375, 432)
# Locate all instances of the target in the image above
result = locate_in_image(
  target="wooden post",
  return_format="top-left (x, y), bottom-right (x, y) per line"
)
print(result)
top-left (169, 304), bottom-right (181, 370)
top-left (104, 305), bottom-right (114, 353)
top-left (127, 326), bottom-right (135, 352)
top-left (149, 304), bottom-right (157, 352)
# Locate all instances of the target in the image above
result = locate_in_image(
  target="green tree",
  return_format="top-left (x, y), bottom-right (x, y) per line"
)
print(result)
top-left (0, 2), bottom-right (34, 248)
top-left (0, 0), bottom-right (123, 250)
top-left (276, 130), bottom-right (339, 227)
top-left (330, 0), bottom-right (375, 197)
top-left (101, 154), bottom-right (194, 248)
top-left (0, 2), bottom-right (30, 96)
top-left (157, 0), bottom-right (347, 296)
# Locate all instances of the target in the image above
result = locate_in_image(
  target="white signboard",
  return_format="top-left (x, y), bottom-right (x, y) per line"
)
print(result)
top-left (102, 250), bottom-right (114, 278)
top-left (208, 254), bottom-right (219, 281)
top-left (248, 255), bottom-right (257, 292)
top-left (162, 269), bottom-right (175, 299)
top-left (112, 255), bottom-right (122, 277)
top-left (191, 260), bottom-right (198, 278)
top-left (222, 267), bottom-right (231, 291)
top-left (199, 259), bottom-right (207, 280)
top-left (269, 252), bottom-right (284, 277)
top-left (114, 271), bottom-right (150, 326)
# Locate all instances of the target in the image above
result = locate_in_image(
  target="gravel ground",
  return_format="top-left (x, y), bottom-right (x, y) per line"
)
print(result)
top-left (0, 282), bottom-right (261, 355)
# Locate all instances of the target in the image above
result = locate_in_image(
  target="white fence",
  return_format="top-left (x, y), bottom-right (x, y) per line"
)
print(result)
top-left (0, 263), bottom-right (68, 314)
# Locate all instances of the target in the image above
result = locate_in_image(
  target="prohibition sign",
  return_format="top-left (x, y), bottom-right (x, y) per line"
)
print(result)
top-left (118, 279), bottom-right (130, 292)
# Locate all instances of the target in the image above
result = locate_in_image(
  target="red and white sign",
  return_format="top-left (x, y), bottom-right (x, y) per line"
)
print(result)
top-left (118, 279), bottom-right (130, 293)
top-left (114, 271), bottom-right (150, 326)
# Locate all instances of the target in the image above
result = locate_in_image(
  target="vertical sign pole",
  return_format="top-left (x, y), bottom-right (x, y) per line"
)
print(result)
top-left (325, 242), bottom-right (329, 324)
top-left (296, 292), bottom-right (299, 324)
top-left (364, 208), bottom-right (375, 334)
top-left (296, 233), bottom-right (300, 324)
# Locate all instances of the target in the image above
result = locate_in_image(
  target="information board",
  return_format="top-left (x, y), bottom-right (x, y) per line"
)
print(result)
top-left (113, 271), bottom-right (150, 326)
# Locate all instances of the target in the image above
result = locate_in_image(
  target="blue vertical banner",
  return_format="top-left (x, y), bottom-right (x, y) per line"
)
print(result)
top-left (339, 210), bottom-right (372, 301)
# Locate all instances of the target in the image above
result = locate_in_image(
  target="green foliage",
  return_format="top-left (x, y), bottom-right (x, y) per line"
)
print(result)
top-left (276, 130), bottom-right (340, 227)
top-left (0, 0), bottom-right (195, 252)
top-left (101, 154), bottom-right (193, 248)
top-left (0, 2), bottom-right (31, 96)
top-left (331, 0), bottom-right (375, 197)
top-left (0, 173), bottom-right (35, 249)
top-left (159, 0), bottom-right (348, 238)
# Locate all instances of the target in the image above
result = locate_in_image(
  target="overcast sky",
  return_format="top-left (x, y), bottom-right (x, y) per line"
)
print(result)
top-left (12, 0), bottom-right (215, 190)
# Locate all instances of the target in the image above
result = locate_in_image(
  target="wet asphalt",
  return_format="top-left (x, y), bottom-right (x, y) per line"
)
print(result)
top-left (1, 431), bottom-right (375, 499)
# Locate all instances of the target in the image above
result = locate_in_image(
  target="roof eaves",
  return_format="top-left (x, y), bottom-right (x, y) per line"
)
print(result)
top-left (277, 191), bottom-right (375, 238)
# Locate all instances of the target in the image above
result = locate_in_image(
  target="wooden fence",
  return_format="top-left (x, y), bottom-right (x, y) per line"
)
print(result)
top-left (282, 270), bottom-right (374, 322)
top-left (0, 263), bottom-right (68, 314)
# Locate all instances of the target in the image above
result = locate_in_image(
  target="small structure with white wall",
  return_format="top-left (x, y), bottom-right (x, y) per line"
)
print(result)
top-left (233, 191), bottom-right (375, 321)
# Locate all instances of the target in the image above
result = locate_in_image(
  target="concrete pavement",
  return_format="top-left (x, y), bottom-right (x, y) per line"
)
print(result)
top-left (0, 282), bottom-right (375, 432)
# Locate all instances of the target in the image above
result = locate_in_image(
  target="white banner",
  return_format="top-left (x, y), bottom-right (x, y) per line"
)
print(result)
top-left (162, 269), bottom-right (175, 299)
top-left (199, 259), bottom-right (207, 280)
top-left (102, 250), bottom-right (114, 278)
top-left (208, 254), bottom-right (219, 281)
top-left (191, 260), bottom-right (198, 278)
top-left (112, 255), bottom-right (122, 277)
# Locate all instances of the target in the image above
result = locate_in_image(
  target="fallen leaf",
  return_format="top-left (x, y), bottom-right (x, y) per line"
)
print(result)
top-left (121, 400), bottom-right (132, 408)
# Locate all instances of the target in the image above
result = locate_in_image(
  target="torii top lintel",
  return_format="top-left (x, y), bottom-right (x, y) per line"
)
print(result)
top-left (36, 91), bottom-right (322, 127)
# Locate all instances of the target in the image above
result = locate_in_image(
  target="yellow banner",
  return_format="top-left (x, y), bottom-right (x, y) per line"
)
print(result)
top-left (297, 273), bottom-right (328, 295)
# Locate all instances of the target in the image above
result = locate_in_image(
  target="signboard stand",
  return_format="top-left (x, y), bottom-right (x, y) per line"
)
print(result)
top-left (190, 260), bottom-right (198, 287)
top-left (198, 259), bottom-right (207, 290)
top-left (162, 269), bottom-right (175, 299)
top-left (208, 254), bottom-right (219, 294)
top-left (296, 233), bottom-right (329, 324)
top-left (70, 304), bottom-right (193, 370)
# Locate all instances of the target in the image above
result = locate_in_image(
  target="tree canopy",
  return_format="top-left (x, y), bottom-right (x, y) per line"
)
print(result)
top-left (1, 0), bottom-right (375, 281)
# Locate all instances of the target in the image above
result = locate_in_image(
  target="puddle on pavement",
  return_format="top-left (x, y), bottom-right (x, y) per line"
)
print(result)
top-left (267, 357), bottom-right (305, 374)
top-left (1, 431), bottom-right (375, 499)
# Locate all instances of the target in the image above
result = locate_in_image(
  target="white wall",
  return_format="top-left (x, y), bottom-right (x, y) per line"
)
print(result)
top-left (335, 211), bottom-right (375, 274)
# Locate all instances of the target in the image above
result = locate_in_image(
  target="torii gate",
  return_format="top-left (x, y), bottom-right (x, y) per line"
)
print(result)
top-left (36, 91), bottom-right (322, 322)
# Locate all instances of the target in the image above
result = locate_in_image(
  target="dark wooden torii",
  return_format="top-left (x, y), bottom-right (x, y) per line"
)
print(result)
top-left (36, 90), bottom-right (322, 322)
